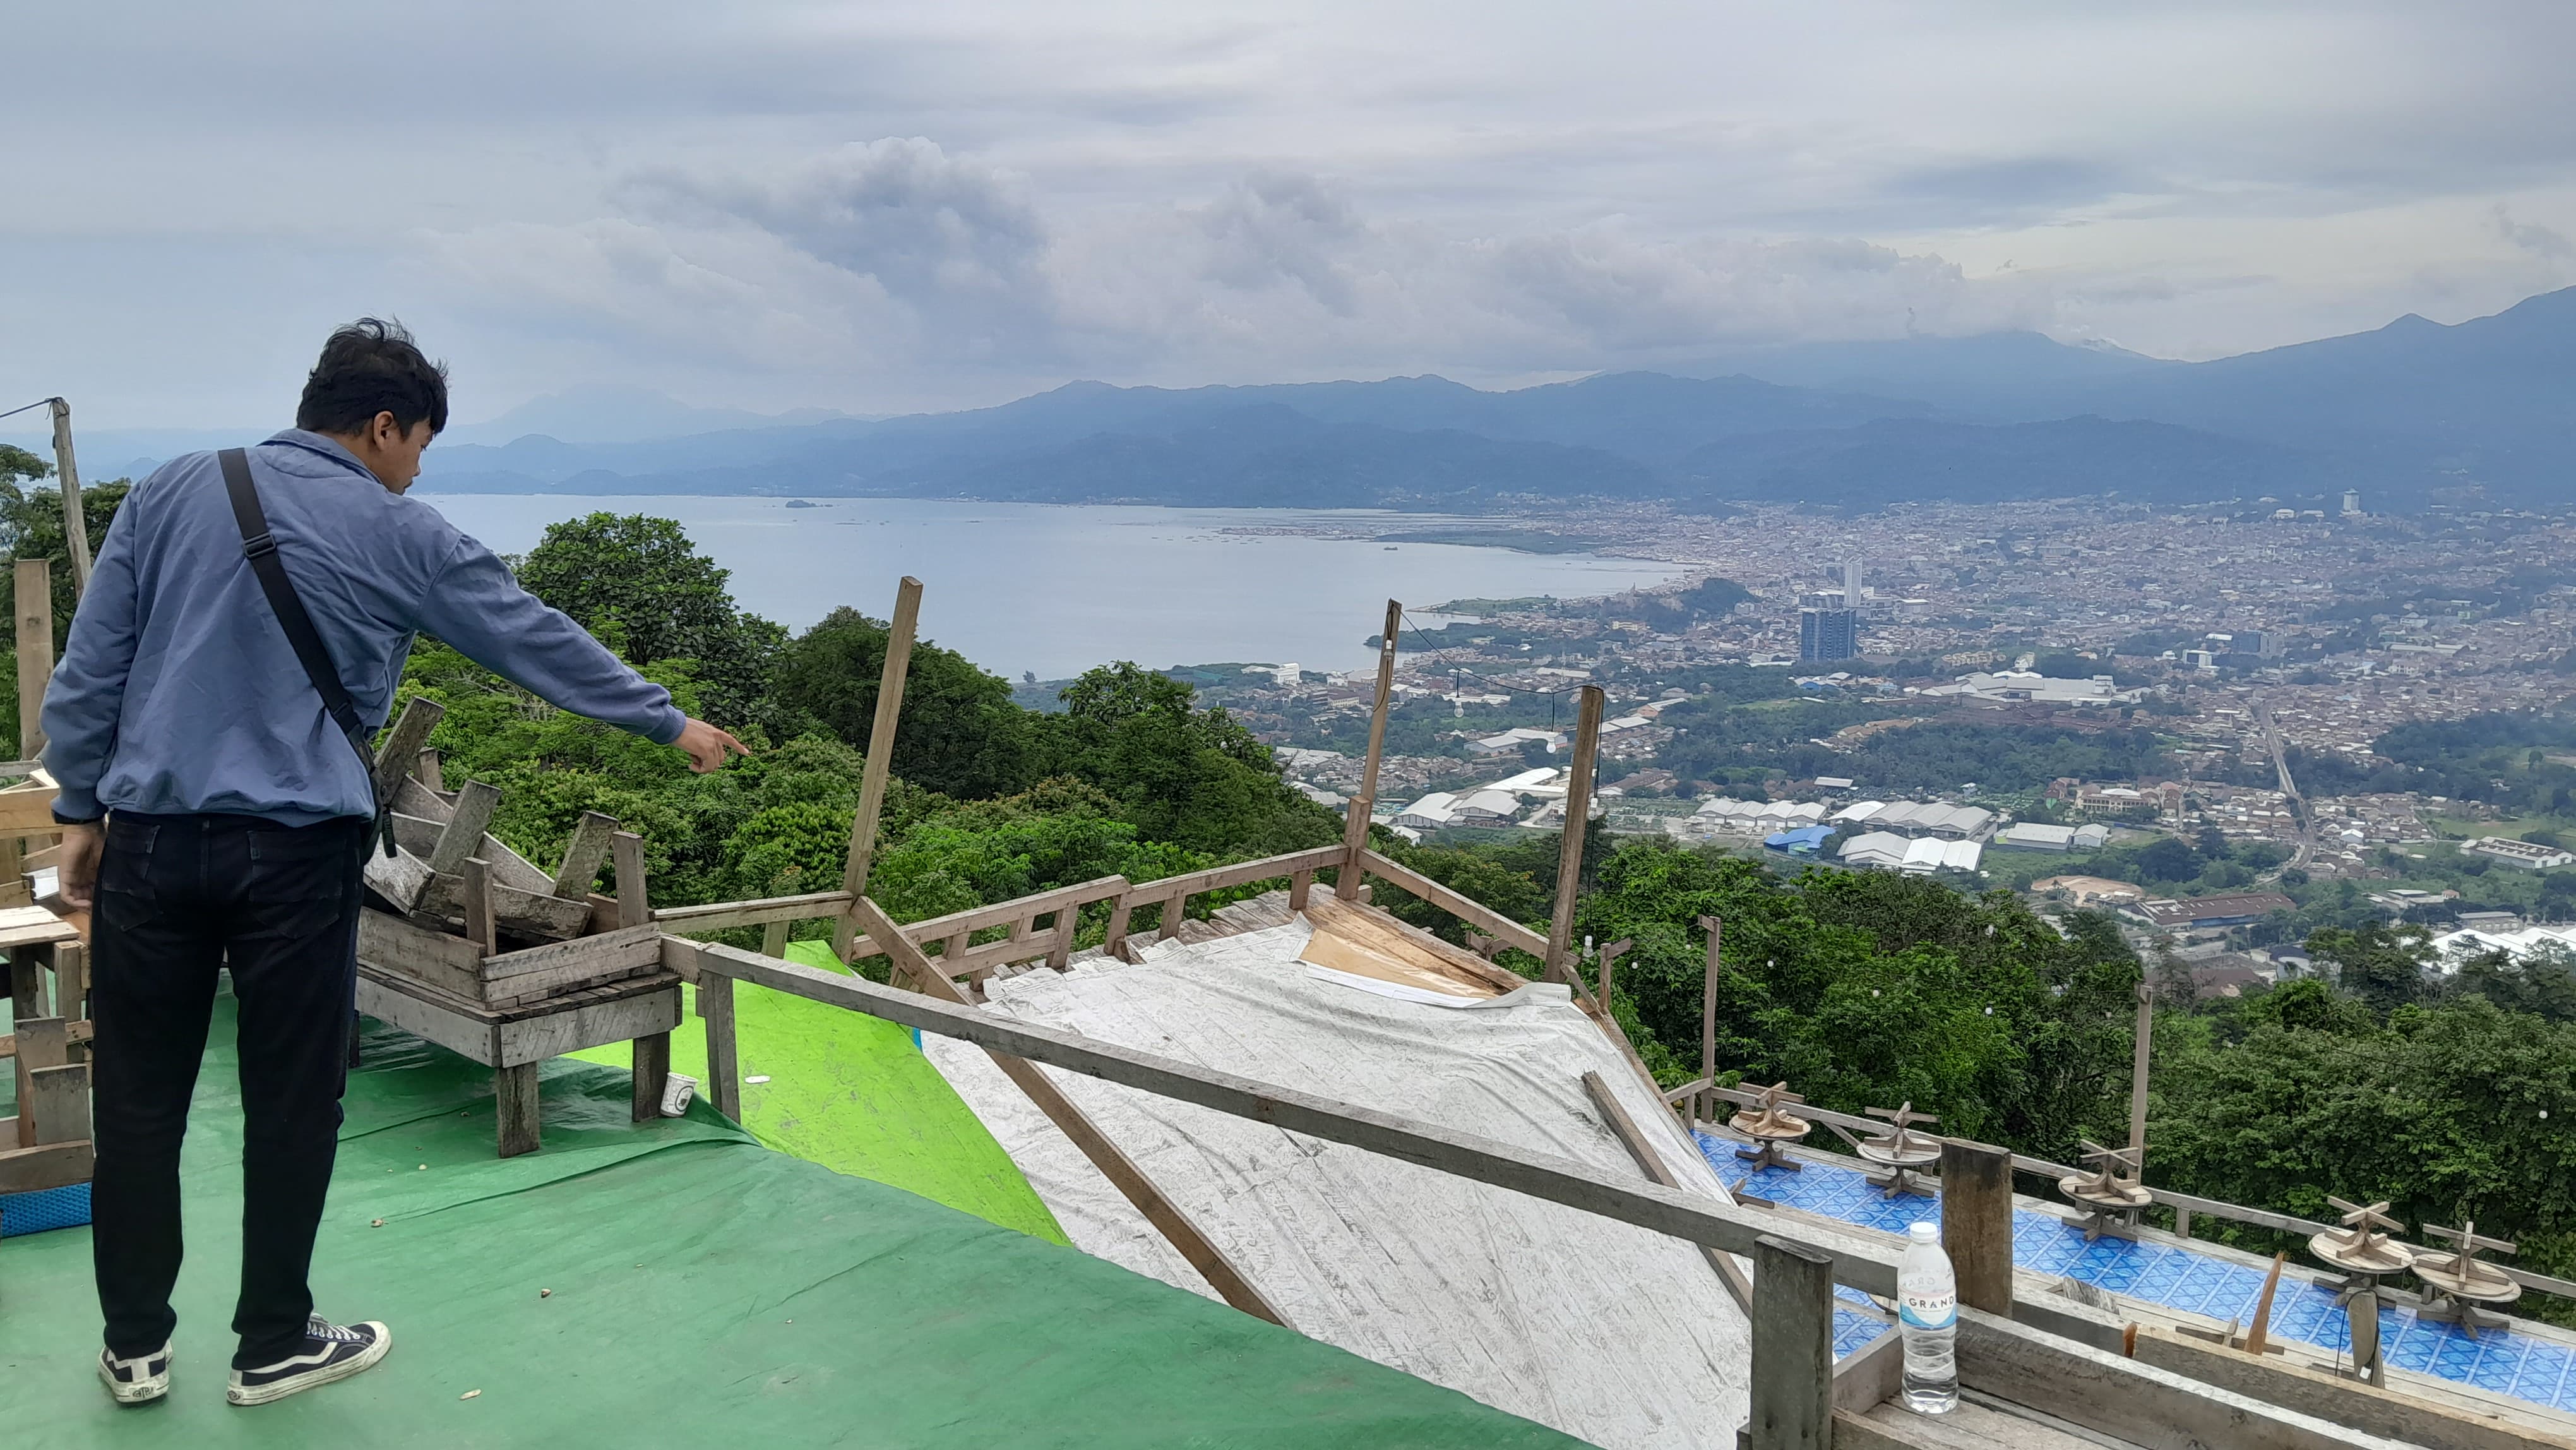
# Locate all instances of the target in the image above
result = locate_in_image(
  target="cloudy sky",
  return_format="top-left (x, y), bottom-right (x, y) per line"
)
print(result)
top-left (6, 1), bottom-right (2573, 428)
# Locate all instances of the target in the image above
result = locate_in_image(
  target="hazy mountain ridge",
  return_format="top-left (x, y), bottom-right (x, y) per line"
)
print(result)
top-left (402, 284), bottom-right (2576, 512)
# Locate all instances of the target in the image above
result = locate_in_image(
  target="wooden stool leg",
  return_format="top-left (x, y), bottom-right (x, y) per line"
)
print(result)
top-left (496, 1062), bottom-right (541, 1158)
top-left (631, 1031), bottom-right (671, 1121)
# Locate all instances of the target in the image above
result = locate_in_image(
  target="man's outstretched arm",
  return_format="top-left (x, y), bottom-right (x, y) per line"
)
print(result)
top-left (412, 537), bottom-right (748, 772)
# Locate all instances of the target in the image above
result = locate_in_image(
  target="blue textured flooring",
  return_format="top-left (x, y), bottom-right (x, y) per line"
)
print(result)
top-left (1696, 1129), bottom-right (2576, 1414)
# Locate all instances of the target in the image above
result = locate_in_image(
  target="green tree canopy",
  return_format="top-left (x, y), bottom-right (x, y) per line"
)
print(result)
top-left (772, 606), bottom-right (1035, 800)
top-left (516, 513), bottom-right (786, 731)
top-left (1030, 662), bottom-right (1340, 858)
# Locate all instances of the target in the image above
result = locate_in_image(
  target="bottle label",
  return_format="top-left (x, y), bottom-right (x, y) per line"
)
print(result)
top-left (1899, 1290), bottom-right (1956, 1331)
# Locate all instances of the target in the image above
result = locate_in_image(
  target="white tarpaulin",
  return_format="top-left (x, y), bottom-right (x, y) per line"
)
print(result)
top-left (927, 917), bottom-right (1753, 1449)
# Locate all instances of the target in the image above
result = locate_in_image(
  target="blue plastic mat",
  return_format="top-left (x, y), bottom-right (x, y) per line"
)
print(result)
top-left (1697, 1129), bottom-right (2576, 1415)
top-left (0, 1182), bottom-right (92, 1237)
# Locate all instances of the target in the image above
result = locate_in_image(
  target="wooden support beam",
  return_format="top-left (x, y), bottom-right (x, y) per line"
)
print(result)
top-left (760, 920), bottom-right (789, 957)
top-left (415, 747), bottom-right (444, 794)
top-left (551, 811), bottom-right (617, 900)
top-left (14, 1014), bottom-right (65, 1148)
top-left (1542, 685), bottom-right (1605, 986)
top-left (844, 894), bottom-right (1291, 1327)
top-left (701, 972), bottom-right (741, 1122)
top-left (631, 1029), bottom-right (671, 1123)
top-left (1337, 598), bottom-right (1402, 899)
top-left (428, 781), bottom-right (503, 877)
top-left (611, 831), bottom-right (649, 930)
top-left (494, 1060), bottom-right (540, 1158)
top-left (27, 1062), bottom-right (89, 1144)
top-left (2129, 980), bottom-right (2154, 1172)
top-left (2128, 1324), bottom-right (2564, 1450)
top-left (1357, 849), bottom-right (1546, 957)
top-left (1941, 1139), bottom-right (2017, 1316)
top-left (1582, 1069), bottom-right (1753, 1312)
top-left (1595, 936), bottom-right (1632, 1007)
top-left (49, 399), bottom-right (92, 593)
top-left (16, 558), bottom-right (52, 759)
top-left (832, 576), bottom-right (922, 961)
top-left (370, 697), bottom-right (445, 807)
top-left (676, 932), bottom-right (1905, 1296)
top-left (460, 858), bottom-right (496, 956)
top-left (1698, 914), bottom-right (1722, 1094)
top-left (1748, 1235), bottom-right (1835, 1450)
top-left (1830, 1328), bottom-right (1904, 1416)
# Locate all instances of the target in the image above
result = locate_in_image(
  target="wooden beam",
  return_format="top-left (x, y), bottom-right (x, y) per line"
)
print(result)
top-left (428, 781), bottom-right (503, 876)
top-left (842, 894), bottom-right (1292, 1328)
top-left (2128, 1325), bottom-right (2576, 1450)
top-left (13, 1015), bottom-right (64, 1148)
top-left (551, 811), bottom-right (617, 900)
top-left (1357, 849), bottom-right (1546, 957)
top-left (675, 933), bottom-right (1905, 1296)
top-left (370, 697), bottom-right (445, 807)
top-left (631, 1028), bottom-right (671, 1122)
top-left (15, 559), bottom-right (51, 760)
top-left (1941, 1139), bottom-right (2016, 1316)
top-left (760, 920), bottom-right (789, 957)
top-left (1831, 1328), bottom-right (1904, 1416)
top-left (415, 747), bottom-right (444, 794)
top-left (28, 1060), bottom-right (86, 1144)
top-left (0, 1137), bottom-right (92, 1194)
top-left (460, 858), bottom-right (496, 956)
top-left (1748, 1235), bottom-right (1836, 1450)
top-left (2129, 980), bottom-right (2154, 1171)
top-left (1582, 1069), bottom-right (1753, 1312)
top-left (656, 889), bottom-right (851, 933)
top-left (831, 576), bottom-right (922, 961)
top-left (1698, 914), bottom-right (1722, 1093)
top-left (1542, 684), bottom-right (1605, 985)
top-left (49, 399), bottom-right (92, 594)
top-left (495, 1060), bottom-right (540, 1158)
top-left (1595, 936), bottom-right (1632, 1007)
top-left (611, 831), bottom-right (649, 930)
top-left (1337, 598), bottom-right (1402, 899)
top-left (700, 971), bottom-right (741, 1122)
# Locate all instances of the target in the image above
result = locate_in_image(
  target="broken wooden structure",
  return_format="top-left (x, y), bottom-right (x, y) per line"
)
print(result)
top-left (2412, 1220), bottom-right (2521, 1338)
top-left (350, 697), bottom-right (680, 1157)
top-left (2058, 1139), bottom-right (2154, 1242)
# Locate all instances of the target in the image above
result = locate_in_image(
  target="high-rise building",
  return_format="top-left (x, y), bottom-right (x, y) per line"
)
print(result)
top-left (1843, 556), bottom-right (1864, 602)
top-left (1800, 608), bottom-right (1858, 662)
top-left (2341, 490), bottom-right (2363, 517)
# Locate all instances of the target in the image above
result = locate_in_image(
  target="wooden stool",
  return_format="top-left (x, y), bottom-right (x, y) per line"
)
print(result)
top-left (1725, 1081), bottom-right (1812, 1173)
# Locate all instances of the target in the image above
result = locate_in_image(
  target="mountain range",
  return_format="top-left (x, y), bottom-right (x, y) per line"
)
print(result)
top-left (24, 287), bottom-right (2573, 513)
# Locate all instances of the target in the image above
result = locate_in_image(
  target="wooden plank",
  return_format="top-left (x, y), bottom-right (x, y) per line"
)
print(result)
top-left (631, 1030), bottom-right (671, 1122)
top-left (2129, 1325), bottom-right (2576, 1450)
top-left (390, 775), bottom-right (452, 821)
top-left (1955, 1303), bottom-right (2414, 1450)
top-left (760, 920), bottom-right (789, 957)
top-left (13, 1014), bottom-right (63, 1147)
top-left (1337, 599), bottom-right (1402, 899)
top-left (1288, 868), bottom-right (1313, 913)
top-left (460, 858), bottom-right (496, 954)
top-left (701, 972), bottom-right (741, 1120)
top-left (0, 1138), bottom-right (92, 1194)
top-left (482, 956), bottom-right (657, 1011)
top-left (415, 746), bottom-right (444, 794)
top-left (354, 973), bottom-right (499, 1065)
top-left (832, 576), bottom-right (922, 961)
top-left (16, 559), bottom-right (51, 760)
top-left (1357, 849), bottom-right (1549, 957)
top-left (0, 783), bottom-right (63, 836)
top-left (7, 945), bottom-right (43, 1021)
top-left (28, 1061), bottom-right (88, 1144)
top-left (429, 782), bottom-right (503, 876)
top-left (371, 697), bottom-right (445, 806)
top-left (1832, 1326), bottom-right (1904, 1415)
top-left (1942, 1139), bottom-right (2017, 1315)
top-left (2243, 1252), bottom-right (2286, 1357)
top-left (0, 1018), bottom-right (94, 1059)
top-left (845, 896), bottom-right (1293, 1328)
top-left (481, 923), bottom-right (662, 983)
top-left (612, 831), bottom-right (649, 929)
top-left (1583, 1068), bottom-right (1755, 1312)
top-left (356, 908), bottom-right (485, 1000)
top-left (552, 811), bottom-right (617, 900)
top-left (416, 872), bottom-right (592, 941)
top-left (1832, 1399), bottom-right (2113, 1450)
top-left (678, 933), bottom-right (1907, 1297)
top-left (495, 1061), bottom-right (540, 1158)
top-left (1543, 684), bottom-right (1604, 986)
top-left (654, 889), bottom-right (850, 933)
top-left (363, 844), bottom-right (436, 913)
top-left (492, 983), bottom-right (680, 1068)
top-left (1137, 847), bottom-right (1350, 906)
top-left (1699, 914), bottom-right (1722, 1088)
top-left (1748, 1235), bottom-right (1835, 1450)
top-left (1306, 894), bottom-right (1527, 993)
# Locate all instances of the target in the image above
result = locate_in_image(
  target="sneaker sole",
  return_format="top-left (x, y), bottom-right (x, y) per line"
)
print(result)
top-left (226, 1324), bottom-right (393, 1407)
top-left (98, 1362), bottom-right (170, 1406)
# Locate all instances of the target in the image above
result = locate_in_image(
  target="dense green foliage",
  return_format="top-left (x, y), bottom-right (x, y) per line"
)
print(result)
top-left (516, 513), bottom-right (788, 733)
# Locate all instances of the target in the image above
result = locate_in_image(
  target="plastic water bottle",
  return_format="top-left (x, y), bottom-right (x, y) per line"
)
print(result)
top-left (1897, 1221), bottom-right (1958, 1414)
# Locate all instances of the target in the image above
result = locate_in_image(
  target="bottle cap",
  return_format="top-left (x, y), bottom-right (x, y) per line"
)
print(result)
top-left (1907, 1221), bottom-right (1940, 1243)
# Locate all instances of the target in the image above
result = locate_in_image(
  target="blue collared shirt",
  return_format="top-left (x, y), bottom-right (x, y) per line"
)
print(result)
top-left (42, 429), bottom-right (686, 825)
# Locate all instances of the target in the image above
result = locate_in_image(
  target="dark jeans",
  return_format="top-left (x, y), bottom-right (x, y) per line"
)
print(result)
top-left (89, 811), bottom-right (368, 1368)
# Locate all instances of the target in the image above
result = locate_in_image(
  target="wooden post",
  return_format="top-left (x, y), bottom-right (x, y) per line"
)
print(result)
top-left (1596, 937), bottom-right (1632, 1009)
top-left (760, 920), bottom-right (789, 957)
top-left (1696, 914), bottom-right (1722, 1124)
top-left (1583, 1069), bottom-right (1753, 1311)
top-left (1748, 1235), bottom-right (1835, 1450)
top-left (495, 1061), bottom-right (540, 1158)
top-left (551, 811), bottom-right (617, 900)
top-left (429, 781), bottom-right (503, 877)
top-left (831, 577), bottom-right (922, 961)
top-left (415, 748), bottom-right (444, 794)
top-left (611, 829), bottom-right (669, 1120)
top-left (701, 971), bottom-right (741, 1122)
top-left (1287, 868), bottom-right (1313, 912)
top-left (2242, 1252), bottom-right (2285, 1356)
top-left (1940, 1139), bottom-right (2015, 1315)
top-left (850, 892), bottom-right (1290, 1327)
top-left (47, 400), bottom-right (91, 596)
top-left (1542, 685), bottom-right (1605, 985)
top-left (1336, 599), bottom-right (1402, 900)
top-left (2128, 980), bottom-right (2154, 1178)
top-left (460, 858), bottom-right (496, 955)
top-left (16, 559), bottom-right (52, 760)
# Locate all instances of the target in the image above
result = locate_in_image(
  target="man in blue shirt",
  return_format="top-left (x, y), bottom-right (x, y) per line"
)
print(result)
top-left (45, 320), bottom-right (746, 1408)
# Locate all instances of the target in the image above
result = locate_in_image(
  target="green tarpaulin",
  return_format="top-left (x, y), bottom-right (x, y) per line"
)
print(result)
top-left (0, 993), bottom-right (1586, 1447)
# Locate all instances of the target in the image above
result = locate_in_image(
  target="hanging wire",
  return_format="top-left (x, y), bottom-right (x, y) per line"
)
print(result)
top-left (0, 398), bottom-right (57, 425)
top-left (1393, 609), bottom-right (1588, 702)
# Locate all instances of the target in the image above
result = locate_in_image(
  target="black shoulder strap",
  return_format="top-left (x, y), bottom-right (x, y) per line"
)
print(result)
top-left (219, 447), bottom-right (393, 854)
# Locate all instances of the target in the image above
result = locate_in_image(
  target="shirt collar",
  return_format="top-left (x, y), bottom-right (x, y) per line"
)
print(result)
top-left (262, 428), bottom-right (378, 479)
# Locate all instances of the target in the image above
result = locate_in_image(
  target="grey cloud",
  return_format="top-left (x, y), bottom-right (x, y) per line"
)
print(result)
top-left (2494, 203), bottom-right (2574, 261)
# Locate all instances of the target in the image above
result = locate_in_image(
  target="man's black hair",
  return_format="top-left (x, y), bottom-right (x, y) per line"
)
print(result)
top-left (295, 318), bottom-right (450, 437)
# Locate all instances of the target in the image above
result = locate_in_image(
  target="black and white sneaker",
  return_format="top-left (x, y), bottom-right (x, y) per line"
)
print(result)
top-left (226, 1317), bottom-right (392, 1406)
top-left (98, 1340), bottom-right (172, 1405)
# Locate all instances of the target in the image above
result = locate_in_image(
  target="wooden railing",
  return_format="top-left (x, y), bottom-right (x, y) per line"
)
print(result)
top-left (667, 933), bottom-right (2422, 1450)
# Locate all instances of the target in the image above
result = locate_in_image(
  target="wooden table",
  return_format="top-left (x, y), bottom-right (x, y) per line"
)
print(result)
top-left (356, 964), bottom-right (683, 1158)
